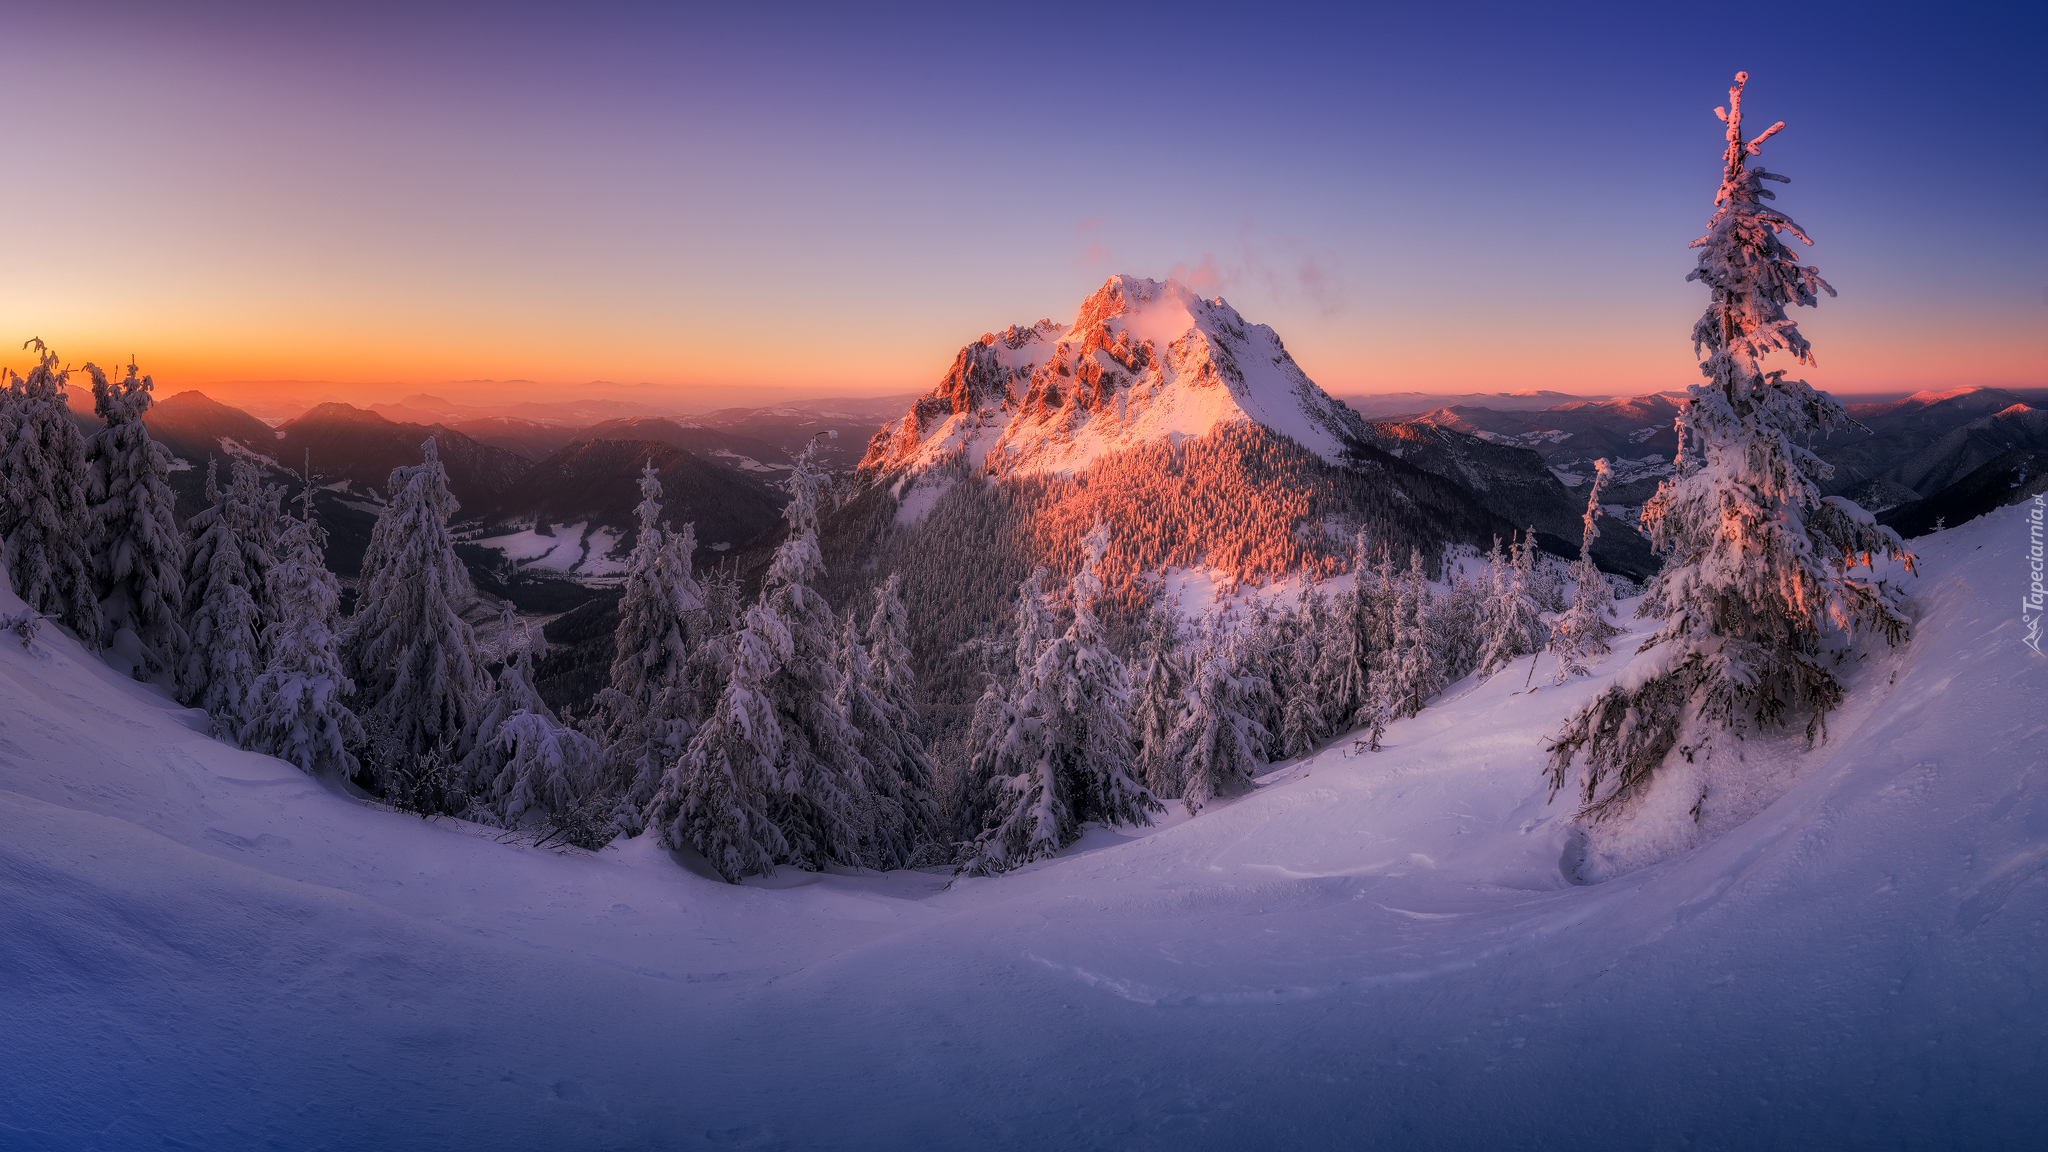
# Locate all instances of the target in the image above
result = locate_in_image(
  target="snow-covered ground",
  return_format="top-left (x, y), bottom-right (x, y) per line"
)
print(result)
top-left (3, 506), bottom-right (2043, 1149)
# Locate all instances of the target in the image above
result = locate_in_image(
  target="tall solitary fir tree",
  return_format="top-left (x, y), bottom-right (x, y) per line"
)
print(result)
top-left (588, 461), bottom-right (704, 822)
top-left (1549, 459), bottom-right (1622, 682)
top-left (346, 437), bottom-right (485, 794)
top-left (1547, 73), bottom-right (1913, 818)
top-left (84, 359), bottom-right (185, 676)
top-left (645, 440), bottom-right (864, 881)
top-left (180, 458), bottom-right (282, 742)
top-left (247, 466), bottom-right (362, 774)
top-left (1, 340), bottom-right (102, 644)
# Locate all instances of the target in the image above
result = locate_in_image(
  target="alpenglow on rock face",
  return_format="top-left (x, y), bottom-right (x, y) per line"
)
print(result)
top-left (860, 276), bottom-right (1371, 477)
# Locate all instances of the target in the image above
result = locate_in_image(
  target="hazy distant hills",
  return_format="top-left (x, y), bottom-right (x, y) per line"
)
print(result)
top-left (441, 417), bottom-right (588, 461)
top-left (570, 418), bottom-right (793, 479)
top-left (266, 403), bottom-right (528, 509)
top-left (1823, 388), bottom-right (2040, 495)
top-left (477, 437), bottom-right (785, 554)
top-left (129, 390), bottom-right (843, 607)
top-left (1880, 447), bottom-right (2048, 538)
top-left (144, 390), bottom-right (284, 466)
top-left (1367, 386), bottom-right (2046, 533)
top-left (1350, 420), bottom-right (1658, 580)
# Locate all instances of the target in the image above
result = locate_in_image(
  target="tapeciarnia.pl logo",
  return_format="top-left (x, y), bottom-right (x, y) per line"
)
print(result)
top-left (2024, 494), bottom-right (2045, 655)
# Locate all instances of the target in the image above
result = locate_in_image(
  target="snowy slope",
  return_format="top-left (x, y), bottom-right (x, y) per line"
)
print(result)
top-left (861, 276), bottom-right (1371, 478)
top-left (4, 505), bottom-right (2044, 1150)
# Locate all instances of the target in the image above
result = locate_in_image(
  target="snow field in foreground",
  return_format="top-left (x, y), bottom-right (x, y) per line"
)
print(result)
top-left (2, 504), bottom-right (2044, 1150)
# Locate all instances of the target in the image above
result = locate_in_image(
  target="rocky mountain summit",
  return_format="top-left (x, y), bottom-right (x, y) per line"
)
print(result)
top-left (861, 276), bottom-right (1372, 478)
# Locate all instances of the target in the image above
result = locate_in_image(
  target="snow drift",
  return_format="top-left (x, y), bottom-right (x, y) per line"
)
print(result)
top-left (2, 503), bottom-right (2042, 1149)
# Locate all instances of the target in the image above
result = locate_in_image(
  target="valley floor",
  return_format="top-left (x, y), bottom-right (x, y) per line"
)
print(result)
top-left (3, 507), bottom-right (2043, 1150)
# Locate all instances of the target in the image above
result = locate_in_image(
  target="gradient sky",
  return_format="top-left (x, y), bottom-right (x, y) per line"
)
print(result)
top-left (3, 0), bottom-right (2041, 409)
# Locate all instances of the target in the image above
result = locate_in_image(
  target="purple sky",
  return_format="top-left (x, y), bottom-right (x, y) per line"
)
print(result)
top-left (4, 1), bottom-right (2040, 407)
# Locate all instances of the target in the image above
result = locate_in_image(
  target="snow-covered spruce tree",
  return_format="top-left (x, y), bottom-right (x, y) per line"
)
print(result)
top-left (644, 441), bottom-right (863, 881)
top-left (463, 604), bottom-right (604, 834)
top-left (0, 340), bottom-right (102, 644)
top-left (1171, 631), bottom-right (1274, 814)
top-left (84, 360), bottom-right (185, 676)
top-left (1279, 583), bottom-right (1328, 758)
top-left (1549, 459), bottom-right (1622, 682)
top-left (837, 573), bottom-right (940, 869)
top-left (179, 459), bottom-right (283, 742)
top-left (1311, 534), bottom-right (1376, 736)
top-left (1384, 548), bottom-right (1443, 720)
top-left (346, 437), bottom-right (485, 796)
top-left (1129, 602), bottom-right (1189, 798)
top-left (962, 525), bottom-right (1159, 875)
top-left (1428, 563), bottom-right (1485, 686)
top-left (1474, 532), bottom-right (1549, 681)
top-left (1523, 526), bottom-right (1566, 614)
top-left (1546, 73), bottom-right (1913, 818)
top-left (587, 462), bottom-right (703, 823)
top-left (245, 477), bottom-right (362, 774)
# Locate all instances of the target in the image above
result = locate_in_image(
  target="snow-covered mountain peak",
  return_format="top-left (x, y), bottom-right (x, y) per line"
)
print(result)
top-left (861, 275), bottom-right (1368, 478)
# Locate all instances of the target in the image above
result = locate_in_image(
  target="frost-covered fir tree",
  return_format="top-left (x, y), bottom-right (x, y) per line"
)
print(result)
top-left (180, 459), bottom-right (282, 742)
top-left (1171, 631), bottom-right (1273, 813)
top-left (1311, 534), bottom-right (1377, 736)
top-left (1279, 584), bottom-right (1328, 758)
top-left (1428, 564), bottom-right (1486, 687)
top-left (963, 525), bottom-right (1160, 874)
top-left (1549, 459), bottom-right (1622, 682)
top-left (587, 462), bottom-right (703, 822)
top-left (346, 437), bottom-right (485, 793)
top-left (1547, 74), bottom-right (1913, 818)
top-left (837, 576), bottom-right (940, 869)
top-left (1474, 533), bottom-right (1549, 681)
top-left (246, 476), bottom-right (361, 774)
top-left (463, 603), bottom-right (603, 831)
top-left (1133, 603), bottom-right (1192, 797)
top-left (644, 441), bottom-right (864, 881)
top-left (84, 360), bottom-right (185, 676)
top-left (1, 341), bottom-right (102, 644)
top-left (1384, 548), bottom-right (1443, 720)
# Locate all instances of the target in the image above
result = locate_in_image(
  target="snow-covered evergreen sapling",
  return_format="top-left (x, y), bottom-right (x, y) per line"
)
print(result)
top-left (180, 459), bottom-right (283, 743)
top-left (0, 340), bottom-right (102, 645)
top-left (346, 437), bottom-right (486, 795)
top-left (84, 359), bottom-right (185, 676)
top-left (1278, 583), bottom-right (1327, 758)
top-left (246, 473), bottom-right (363, 775)
top-left (1311, 533), bottom-right (1376, 736)
top-left (463, 602), bottom-right (604, 835)
top-left (963, 525), bottom-right (1159, 875)
top-left (1474, 532), bottom-right (1548, 681)
top-left (645, 440), bottom-right (864, 881)
top-left (1547, 73), bottom-right (1913, 818)
top-left (1549, 459), bottom-right (1621, 682)
top-left (1125, 604), bottom-right (1195, 799)
top-left (836, 573), bottom-right (940, 869)
top-left (1171, 627), bottom-right (1273, 814)
top-left (1385, 549), bottom-right (1442, 720)
top-left (588, 462), bottom-right (703, 823)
